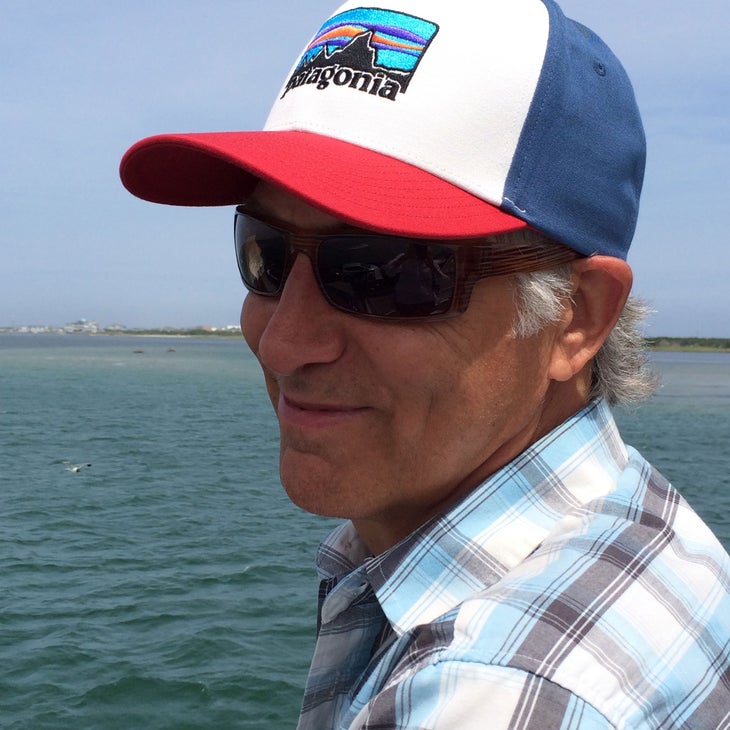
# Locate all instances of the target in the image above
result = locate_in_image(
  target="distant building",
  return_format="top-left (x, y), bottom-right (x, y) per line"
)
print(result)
top-left (63, 319), bottom-right (102, 334)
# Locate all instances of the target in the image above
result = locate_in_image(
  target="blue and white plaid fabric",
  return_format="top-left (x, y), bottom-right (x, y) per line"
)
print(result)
top-left (296, 399), bottom-right (730, 729)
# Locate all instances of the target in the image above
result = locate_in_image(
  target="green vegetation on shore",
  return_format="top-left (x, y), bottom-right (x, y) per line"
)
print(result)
top-left (645, 337), bottom-right (730, 352)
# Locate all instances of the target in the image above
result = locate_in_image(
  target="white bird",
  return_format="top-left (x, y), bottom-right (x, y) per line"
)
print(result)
top-left (64, 461), bottom-right (92, 473)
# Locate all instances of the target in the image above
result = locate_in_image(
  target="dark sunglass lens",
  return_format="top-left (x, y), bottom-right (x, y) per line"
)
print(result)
top-left (235, 216), bottom-right (288, 294)
top-left (318, 237), bottom-right (457, 318)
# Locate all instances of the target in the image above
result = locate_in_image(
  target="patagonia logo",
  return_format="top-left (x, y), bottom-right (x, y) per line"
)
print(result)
top-left (282, 8), bottom-right (439, 102)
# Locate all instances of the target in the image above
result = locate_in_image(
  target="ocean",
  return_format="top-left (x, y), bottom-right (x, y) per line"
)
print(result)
top-left (1, 334), bottom-right (728, 729)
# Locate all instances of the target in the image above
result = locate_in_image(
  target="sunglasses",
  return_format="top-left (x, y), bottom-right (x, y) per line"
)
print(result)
top-left (234, 206), bottom-right (581, 320)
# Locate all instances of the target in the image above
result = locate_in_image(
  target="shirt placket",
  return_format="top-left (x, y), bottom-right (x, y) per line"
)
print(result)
top-left (297, 569), bottom-right (388, 730)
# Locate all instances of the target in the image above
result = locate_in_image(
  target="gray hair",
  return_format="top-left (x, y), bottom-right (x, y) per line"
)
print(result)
top-left (493, 229), bottom-right (658, 406)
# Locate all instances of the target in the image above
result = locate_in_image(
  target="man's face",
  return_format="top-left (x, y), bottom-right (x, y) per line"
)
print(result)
top-left (240, 184), bottom-right (566, 553)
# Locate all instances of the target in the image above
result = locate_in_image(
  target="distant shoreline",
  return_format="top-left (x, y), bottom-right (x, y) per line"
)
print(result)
top-left (2, 330), bottom-right (729, 353)
top-left (644, 337), bottom-right (730, 353)
top-left (99, 332), bottom-right (730, 352)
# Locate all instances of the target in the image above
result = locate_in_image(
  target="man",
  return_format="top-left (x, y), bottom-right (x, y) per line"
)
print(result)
top-left (121, 0), bottom-right (730, 726)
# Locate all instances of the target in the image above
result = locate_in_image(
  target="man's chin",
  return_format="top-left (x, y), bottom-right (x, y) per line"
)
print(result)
top-left (280, 451), bottom-right (348, 518)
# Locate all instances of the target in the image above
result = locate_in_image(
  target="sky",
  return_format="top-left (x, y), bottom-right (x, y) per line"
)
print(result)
top-left (2, 0), bottom-right (728, 335)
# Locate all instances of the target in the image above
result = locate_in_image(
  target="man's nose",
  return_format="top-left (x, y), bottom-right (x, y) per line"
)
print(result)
top-left (255, 254), bottom-right (347, 377)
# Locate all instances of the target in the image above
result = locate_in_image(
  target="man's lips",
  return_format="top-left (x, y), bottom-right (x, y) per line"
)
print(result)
top-left (276, 393), bottom-right (369, 428)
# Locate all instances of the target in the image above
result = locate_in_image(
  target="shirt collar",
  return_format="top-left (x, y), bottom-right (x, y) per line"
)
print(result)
top-left (316, 399), bottom-right (628, 635)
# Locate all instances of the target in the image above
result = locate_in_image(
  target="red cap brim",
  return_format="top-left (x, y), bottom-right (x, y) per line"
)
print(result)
top-left (119, 130), bottom-right (528, 239)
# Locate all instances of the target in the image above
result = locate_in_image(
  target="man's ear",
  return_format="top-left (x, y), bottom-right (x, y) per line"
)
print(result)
top-left (548, 256), bottom-right (633, 383)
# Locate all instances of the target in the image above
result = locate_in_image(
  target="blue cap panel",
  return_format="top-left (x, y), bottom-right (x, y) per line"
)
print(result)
top-left (502, 0), bottom-right (646, 259)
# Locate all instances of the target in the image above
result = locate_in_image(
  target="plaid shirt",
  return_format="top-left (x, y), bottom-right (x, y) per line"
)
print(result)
top-left (296, 400), bottom-right (730, 729)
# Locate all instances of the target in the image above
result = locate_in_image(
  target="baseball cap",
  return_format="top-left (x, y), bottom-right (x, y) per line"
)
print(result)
top-left (119, 0), bottom-right (646, 259)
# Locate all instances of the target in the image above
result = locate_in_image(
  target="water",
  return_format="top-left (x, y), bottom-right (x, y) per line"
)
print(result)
top-left (614, 350), bottom-right (730, 549)
top-left (1, 335), bottom-right (728, 728)
top-left (1, 335), bottom-right (338, 729)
